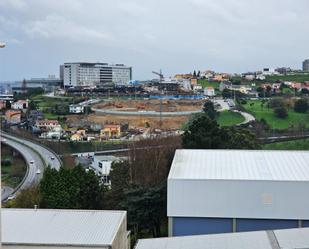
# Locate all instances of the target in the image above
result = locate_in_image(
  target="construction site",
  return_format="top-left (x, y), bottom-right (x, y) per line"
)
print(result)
top-left (87, 99), bottom-right (205, 130)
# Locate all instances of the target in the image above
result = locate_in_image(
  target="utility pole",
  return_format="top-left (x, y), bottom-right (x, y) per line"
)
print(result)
top-left (152, 70), bottom-right (164, 128)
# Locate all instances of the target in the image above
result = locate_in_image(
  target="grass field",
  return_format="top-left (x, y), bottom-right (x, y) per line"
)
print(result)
top-left (242, 100), bottom-right (309, 129)
top-left (263, 139), bottom-right (309, 150)
top-left (216, 111), bottom-right (245, 126)
top-left (265, 74), bottom-right (309, 83)
top-left (198, 79), bottom-right (220, 89)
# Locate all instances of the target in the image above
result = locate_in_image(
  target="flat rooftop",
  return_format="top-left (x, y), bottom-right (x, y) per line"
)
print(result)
top-left (169, 150), bottom-right (309, 181)
top-left (135, 227), bottom-right (309, 249)
top-left (2, 208), bottom-right (126, 247)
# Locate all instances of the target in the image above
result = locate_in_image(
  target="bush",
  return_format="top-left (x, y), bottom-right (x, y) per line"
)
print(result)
top-left (294, 99), bottom-right (309, 113)
top-left (269, 98), bottom-right (284, 109)
top-left (274, 106), bottom-right (288, 119)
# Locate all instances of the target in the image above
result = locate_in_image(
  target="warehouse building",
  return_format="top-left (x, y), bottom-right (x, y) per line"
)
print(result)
top-left (1, 208), bottom-right (129, 249)
top-left (135, 227), bottom-right (309, 249)
top-left (168, 150), bottom-right (309, 236)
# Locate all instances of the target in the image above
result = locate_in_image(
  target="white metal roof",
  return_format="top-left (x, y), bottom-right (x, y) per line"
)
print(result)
top-left (2, 208), bottom-right (126, 247)
top-left (135, 230), bottom-right (272, 249)
top-left (135, 228), bottom-right (309, 249)
top-left (169, 149), bottom-right (309, 181)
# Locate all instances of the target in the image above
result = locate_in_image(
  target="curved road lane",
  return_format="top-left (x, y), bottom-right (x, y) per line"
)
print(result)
top-left (1, 133), bottom-right (61, 201)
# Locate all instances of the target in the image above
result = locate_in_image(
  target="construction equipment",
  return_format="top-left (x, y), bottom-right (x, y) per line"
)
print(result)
top-left (152, 70), bottom-right (164, 82)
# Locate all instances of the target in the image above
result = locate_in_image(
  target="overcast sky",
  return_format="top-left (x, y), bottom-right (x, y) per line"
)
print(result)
top-left (0, 0), bottom-right (308, 81)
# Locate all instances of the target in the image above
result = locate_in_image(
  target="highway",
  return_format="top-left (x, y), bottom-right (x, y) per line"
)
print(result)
top-left (1, 132), bottom-right (61, 201)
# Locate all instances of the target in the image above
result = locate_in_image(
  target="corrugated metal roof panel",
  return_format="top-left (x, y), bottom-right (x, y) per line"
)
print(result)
top-left (136, 230), bottom-right (272, 249)
top-left (169, 150), bottom-right (309, 181)
top-left (2, 208), bottom-right (126, 246)
top-left (135, 228), bottom-right (309, 249)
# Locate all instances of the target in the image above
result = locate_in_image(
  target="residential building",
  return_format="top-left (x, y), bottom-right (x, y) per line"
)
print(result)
top-left (12, 99), bottom-right (28, 110)
top-left (35, 120), bottom-right (59, 130)
top-left (101, 124), bottom-right (121, 139)
top-left (0, 99), bottom-right (6, 109)
top-left (135, 227), bottom-right (309, 249)
top-left (71, 133), bottom-right (83, 141)
top-left (204, 87), bottom-right (215, 97)
top-left (2, 208), bottom-right (129, 249)
top-left (303, 59), bottom-right (309, 72)
top-left (0, 93), bottom-right (13, 101)
top-left (168, 150), bottom-right (309, 237)
top-left (69, 104), bottom-right (84, 113)
top-left (62, 62), bottom-right (132, 88)
top-left (174, 74), bottom-right (193, 79)
top-left (91, 155), bottom-right (125, 185)
top-left (5, 109), bottom-right (21, 124)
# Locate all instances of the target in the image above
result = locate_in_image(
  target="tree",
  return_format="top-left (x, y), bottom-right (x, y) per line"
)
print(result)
top-left (121, 183), bottom-right (166, 238)
top-left (182, 115), bottom-right (226, 149)
top-left (39, 166), bottom-right (104, 209)
top-left (12, 187), bottom-right (41, 208)
top-left (269, 97), bottom-right (284, 109)
top-left (274, 106), bottom-right (288, 119)
top-left (193, 70), bottom-right (197, 78)
top-left (223, 127), bottom-right (261, 149)
top-left (182, 114), bottom-right (260, 149)
top-left (301, 88), bottom-right (309, 95)
top-left (203, 101), bottom-right (217, 120)
top-left (294, 99), bottom-right (309, 113)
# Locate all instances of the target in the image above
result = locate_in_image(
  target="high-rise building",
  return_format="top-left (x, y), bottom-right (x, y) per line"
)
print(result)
top-left (303, 59), bottom-right (309, 72)
top-left (62, 62), bottom-right (132, 88)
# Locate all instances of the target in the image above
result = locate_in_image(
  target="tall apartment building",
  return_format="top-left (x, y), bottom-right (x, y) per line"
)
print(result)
top-left (303, 59), bottom-right (309, 72)
top-left (61, 62), bottom-right (132, 88)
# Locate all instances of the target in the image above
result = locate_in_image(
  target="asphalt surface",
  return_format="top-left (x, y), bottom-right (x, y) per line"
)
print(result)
top-left (92, 107), bottom-right (202, 117)
top-left (1, 186), bottom-right (14, 201)
top-left (1, 133), bottom-right (61, 201)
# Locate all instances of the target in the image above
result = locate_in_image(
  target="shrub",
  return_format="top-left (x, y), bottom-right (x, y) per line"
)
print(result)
top-left (269, 98), bottom-right (284, 109)
top-left (274, 106), bottom-right (288, 119)
top-left (294, 99), bottom-right (309, 113)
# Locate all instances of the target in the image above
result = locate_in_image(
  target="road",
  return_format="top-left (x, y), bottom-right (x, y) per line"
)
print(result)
top-left (1, 133), bottom-right (61, 170)
top-left (234, 110), bottom-right (256, 125)
top-left (92, 107), bottom-right (202, 117)
top-left (1, 186), bottom-right (14, 201)
top-left (1, 132), bottom-right (61, 201)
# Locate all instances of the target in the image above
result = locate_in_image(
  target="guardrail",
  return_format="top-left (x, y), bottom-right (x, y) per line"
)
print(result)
top-left (2, 130), bottom-right (62, 167)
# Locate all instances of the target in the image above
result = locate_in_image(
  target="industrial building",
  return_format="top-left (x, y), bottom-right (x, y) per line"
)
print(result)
top-left (62, 62), bottom-right (132, 88)
top-left (135, 227), bottom-right (309, 249)
top-left (303, 59), bottom-right (309, 72)
top-left (1, 208), bottom-right (129, 249)
top-left (168, 150), bottom-right (309, 236)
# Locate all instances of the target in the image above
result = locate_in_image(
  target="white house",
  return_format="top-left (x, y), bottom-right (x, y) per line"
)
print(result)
top-left (91, 155), bottom-right (126, 186)
top-left (69, 104), bottom-right (84, 114)
top-left (11, 100), bottom-right (28, 110)
top-left (204, 87), bottom-right (215, 96)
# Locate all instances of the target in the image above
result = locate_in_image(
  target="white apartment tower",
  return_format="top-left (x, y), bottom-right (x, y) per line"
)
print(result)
top-left (62, 62), bottom-right (132, 87)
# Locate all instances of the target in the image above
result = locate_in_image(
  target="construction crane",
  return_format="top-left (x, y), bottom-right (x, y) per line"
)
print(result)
top-left (152, 70), bottom-right (164, 82)
top-left (152, 70), bottom-right (164, 128)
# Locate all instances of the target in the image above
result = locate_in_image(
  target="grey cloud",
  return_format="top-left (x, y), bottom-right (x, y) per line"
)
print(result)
top-left (0, 0), bottom-right (308, 81)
